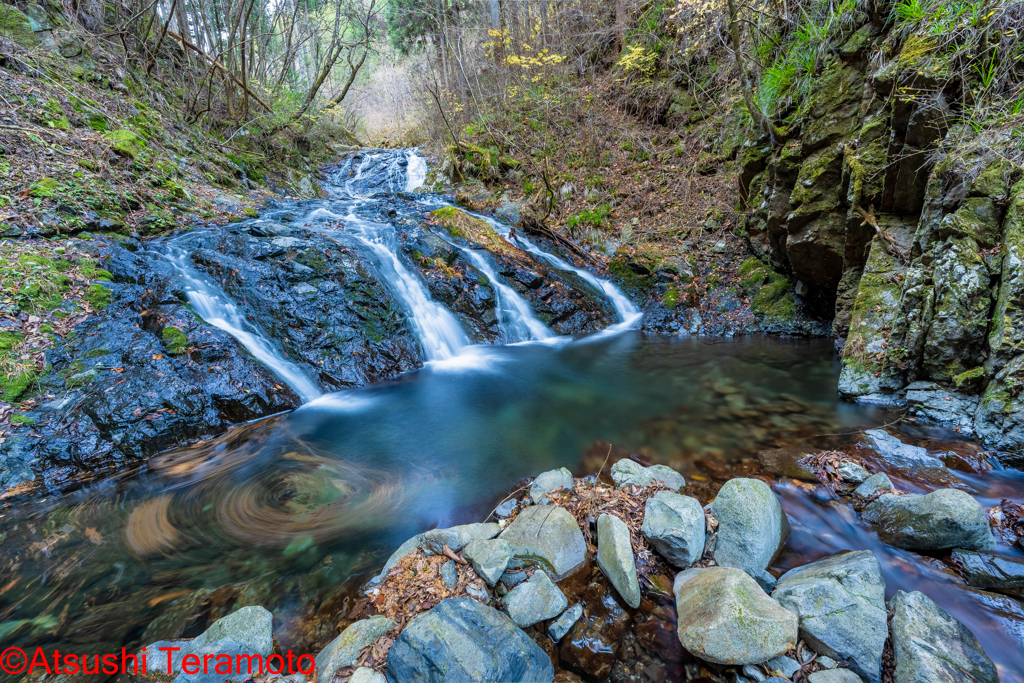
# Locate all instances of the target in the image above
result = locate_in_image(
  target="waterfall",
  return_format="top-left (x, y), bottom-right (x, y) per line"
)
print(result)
top-left (162, 247), bottom-right (323, 402)
top-left (343, 207), bottom-right (469, 361)
top-left (461, 249), bottom-right (553, 343)
top-left (405, 150), bottom-right (428, 192)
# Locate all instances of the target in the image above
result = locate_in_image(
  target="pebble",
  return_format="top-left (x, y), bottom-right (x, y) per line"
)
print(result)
top-left (441, 560), bottom-right (457, 589)
top-left (837, 461), bottom-right (870, 483)
top-left (548, 603), bottom-right (584, 642)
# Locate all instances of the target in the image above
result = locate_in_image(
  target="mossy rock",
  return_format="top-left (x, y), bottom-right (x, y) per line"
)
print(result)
top-left (162, 327), bottom-right (188, 354)
top-left (954, 366), bottom-right (986, 393)
top-left (87, 113), bottom-right (109, 132)
top-left (104, 129), bottom-right (148, 160)
top-left (243, 207), bottom-right (259, 218)
top-left (0, 4), bottom-right (38, 48)
top-left (1, 368), bottom-right (36, 403)
top-left (28, 177), bottom-right (60, 198)
top-left (9, 414), bottom-right (36, 426)
top-left (428, 207), bottom-right (517, 256)
top-left (85, 283), bottom-right (111, 310)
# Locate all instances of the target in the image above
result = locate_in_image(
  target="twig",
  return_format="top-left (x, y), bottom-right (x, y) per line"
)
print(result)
top-left (441, 544), bottom-right (467, 565)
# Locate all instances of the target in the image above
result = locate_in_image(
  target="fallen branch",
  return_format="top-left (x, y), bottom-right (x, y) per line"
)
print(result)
top-left (441, 544), bottom-right (467, 565)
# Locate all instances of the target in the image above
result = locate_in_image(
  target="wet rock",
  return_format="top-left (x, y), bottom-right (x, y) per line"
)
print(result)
top-left (837, 461), bottom-right (870, 483)
top-left (351, 667), bottom-right (386, 683)
top-left (854, 473), bottom-right (894, 498)
top-left (422, 522), bottom-right (500, 554)
top-left (501, 570), bottom-right (568, 627)
top-left (499, 505), bottom-right (587, 579)
top-left (530, 467), bottom-right (574, 503)
top-left (549, 604), bottom-right (583, 642)
top-left (494, 499), bottom-right (517, 517)
top-left (597, 513), bottom-right (641, 608)
top-left (143, 606), bottom-right (274, 680)
top-left (674, 567), bottom-right (798, 665)
top-left (441, 560), bottom-right (457, 589)
top-left (559, 581), bottom-right (632, 679)
top-left (610, 459), bottom-right (685, 491)
top-left (889, 590), bottom-right (998, 683)
top-left (951, 549), bottom-right (1024, 589)
top-left (807, 671), bottom-right (863, 683)
top-left (641, 491), bottom-right (706, 568)
top-left (711, 478), bottom-right (789, 571)
top-left (466, 583), bottom-right (490, 603)
top-left (315, 616), bottom-right (394, 683)
top-left (758, 447), bottom-right (819, 480)
top-left (862, 430), bottom-right (945, 469)
top-left (772, 551), bottom-right (887, 682)
top-left (861, 489), bottom-right (996, 551)
top-left (905, 385), bottom-right (978, 435)
top-left (463, 538), bottom-right (513, 586)
top-left (386, 597), bottom-right (553, 683)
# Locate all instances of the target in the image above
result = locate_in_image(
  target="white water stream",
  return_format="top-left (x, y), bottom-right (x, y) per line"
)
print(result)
top-left (163, 247), bottom-right (323, 402)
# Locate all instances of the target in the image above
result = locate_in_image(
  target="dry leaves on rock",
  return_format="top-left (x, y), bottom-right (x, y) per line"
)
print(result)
top-left (801, 450), bottom-right (867, 490)
top-left (994, 499), bottom-right (1024, 547)
top-left (372, 547), bottom-right (484, 623)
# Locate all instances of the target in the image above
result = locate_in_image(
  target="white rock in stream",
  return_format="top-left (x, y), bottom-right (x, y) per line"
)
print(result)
top-left (422, 522), bottom-right (500, 554)
top-left (499, 506), bottom-right (586, 579)
top-left (597, 513), bottom-right (641, 608)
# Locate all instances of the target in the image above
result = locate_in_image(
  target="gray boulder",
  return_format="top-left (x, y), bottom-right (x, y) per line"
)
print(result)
top-left (862, 430), bottom-right (945, 469)
top-left (951, 549), bottom-right (1024, 589)
top-left (501, 570), bottom-right (568, 628)
top-left (463, 538), bottom-right (513, 586)
top-left (315, 615), bottom-right (394, 683)
top-left (499, 505), bottom-right (586, 579)
top-left (808, 671), bottom-right (864, 683)
top-left (596, 513), bottom-right (641, 608)
top-left (142, 606), bottom-right (275, 682)
top-left (422, 523), bottom-right (500, 554)
top-left (385, 597), bottom-right (553, 683)
top-left (854, 473), bottom-right (894, 498)
top-left (610, 459), bottom-right (685, 491)
top-left (641, 491), bottom-right (706, 568)
top-left (711, 478), bottom-right (789, 571)
top-left (861, 489), bottom-right (996, 551)
top-left (548, 604), bottom-right (583, 641)
top-left (837, 461), bottom-right (870, 483)
top-left (529, 467), bottom-right (574, 503)
top-left (674, 567), bottom-right (798, 665)
top-left (772, 551), bottom-right (887, 682)
top-left (890, 590), bottom-right (998, 683)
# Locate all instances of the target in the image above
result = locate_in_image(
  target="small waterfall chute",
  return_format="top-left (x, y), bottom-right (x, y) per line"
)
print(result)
top-left (460, 248), bottom-right (553, 343)
top-left (162, 247), bottom-right (322, 402)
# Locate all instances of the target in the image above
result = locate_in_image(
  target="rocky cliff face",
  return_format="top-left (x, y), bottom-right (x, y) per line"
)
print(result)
top-left (740, 22), bottom-right (1023, 451)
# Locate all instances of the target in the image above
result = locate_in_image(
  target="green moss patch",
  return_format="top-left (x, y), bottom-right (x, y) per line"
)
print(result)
top-left (29, 177), bottom-right (60, 198)
top-left (162, 326), bottom-right (188, 354)
top-left (85, 283), bottom-right (111, 310)
top-left (104, 129), bottom-right (148, 160)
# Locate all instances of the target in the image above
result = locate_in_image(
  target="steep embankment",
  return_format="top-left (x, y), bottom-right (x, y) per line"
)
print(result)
top-left (439, 15), bottom-right (1024, 455)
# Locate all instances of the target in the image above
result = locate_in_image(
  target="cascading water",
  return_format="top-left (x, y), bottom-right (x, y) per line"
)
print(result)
top-left (460, 248), bottom-right (553, 343)
top-left (162, 247), bottom-right (322, 402)
top-left (475, 213), bottom-right (643, 332)
top-left (340, 206), bottom-right (469, 361)
top-left (405, 150), bottom-right (428, 192)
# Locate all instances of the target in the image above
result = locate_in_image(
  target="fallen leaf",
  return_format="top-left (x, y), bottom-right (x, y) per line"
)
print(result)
top-left (152, 354), bottom-right (164, 360)
top-left (85, 527), bottom-right (103, 544)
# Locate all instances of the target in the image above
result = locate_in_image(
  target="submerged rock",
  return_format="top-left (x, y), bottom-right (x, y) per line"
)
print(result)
top-left (711, 478), bottom-right (789, 571)
top-left (501, 570), bottom-right (568, 627)
top-left (596, 513), bottom-right (641, 608)
top-left (529, 467), bottom-right (574, 503)
top-left (315, 616), bottom-right (394, 683)
top-left (463, 538), bottom-right (513, 586)
top-left (951, 549), bottom-right (1024, 590)
top-left (772, 551), bottom-right (887, 682)
top-left (758, 447), bottom-right (820, 481)
top-left (889, 590), bottom-right (998, 683)
top-left (499, 505), bottom-right (586, 579)
top-left (422, 523), bottom-right (500, 554)
top-left (674, 567), bottom-right (798, 665)
top-left (610, 459), bottom-right (685, 490)
top-left (386, 597), bottom-right (553, 683)
top-left (641, 491), bottom-right (706, 568)
top-left (861, 489), bottom-right (995, 551)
